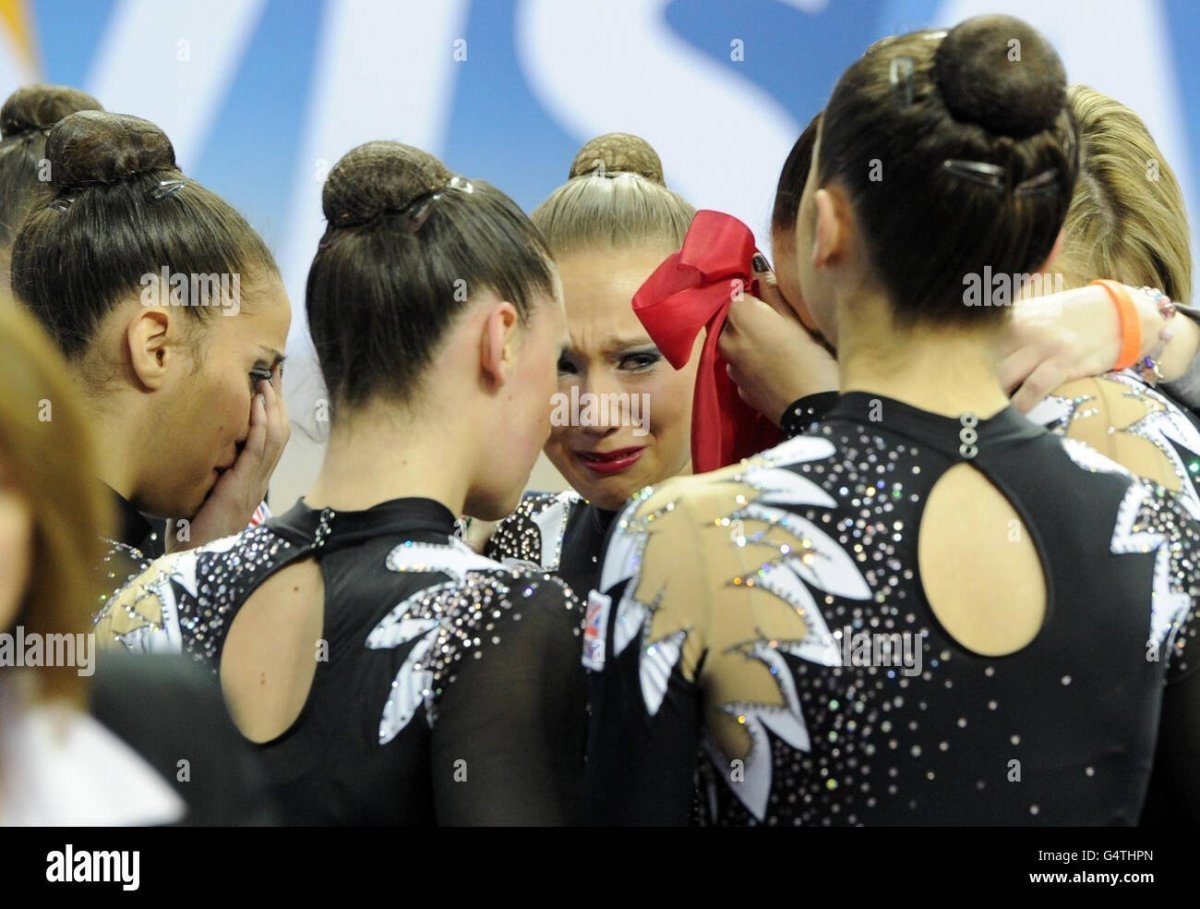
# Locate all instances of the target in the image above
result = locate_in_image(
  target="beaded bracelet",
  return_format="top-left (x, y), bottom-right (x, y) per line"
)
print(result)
top-left (1134, 286), bottom-right (1177, 386)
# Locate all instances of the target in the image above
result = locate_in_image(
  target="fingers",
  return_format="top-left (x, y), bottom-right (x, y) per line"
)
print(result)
top-left (725, 362), bottom-right (752, 406)
top-left (995, 344), bottom-right (1043, 395)
top-left (750, 258), bottom-right (797, 320)
top-left (717, 314), bottom-right (747, 368)
top-left (726, 292), bottom-right (786, 334)
top-left (1010, 358), bottom-right (1069, 413)
top-left (231, 378), bottom-right (281, 475)
top-left (242, 386), bottom-right (269, 465)
top-left (261, 372), bottom-right (290, 464)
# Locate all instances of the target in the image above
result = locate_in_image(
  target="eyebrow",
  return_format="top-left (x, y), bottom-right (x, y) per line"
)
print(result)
top-left (601, 339), bottom-right (659, 356)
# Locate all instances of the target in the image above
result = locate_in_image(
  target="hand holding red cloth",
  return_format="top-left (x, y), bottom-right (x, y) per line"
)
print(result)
top-left (632, 209), bottom-right (782, 474)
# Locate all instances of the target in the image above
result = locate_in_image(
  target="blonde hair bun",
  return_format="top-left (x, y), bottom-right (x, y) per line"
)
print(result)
top-left (568, 133), bottom-right (666, 185)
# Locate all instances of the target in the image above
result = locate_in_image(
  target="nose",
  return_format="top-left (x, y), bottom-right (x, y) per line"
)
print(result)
top-left (579, 421), bottom-right (619, 440)
top-left (577, 368), bottom-right (627, 437)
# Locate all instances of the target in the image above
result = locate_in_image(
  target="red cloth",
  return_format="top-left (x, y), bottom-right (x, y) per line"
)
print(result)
top-left (632, 210), bottom-right (782, 474)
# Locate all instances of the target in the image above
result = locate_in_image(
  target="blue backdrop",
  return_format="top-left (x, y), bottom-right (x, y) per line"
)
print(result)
top-left (4, 0), bottom-right (1197, 498)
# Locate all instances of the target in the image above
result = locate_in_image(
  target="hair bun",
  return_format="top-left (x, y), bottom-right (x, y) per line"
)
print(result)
top-left (934, 14), bottom-right (1066, 138)
top-left (46, 110), bottom-right (176, 190)
top-left (569, 133), bottom-right (665, 184)
top-left (1, 84), bottom-right (102, 139)
top-left (323, 141), bottom-right (452, 228)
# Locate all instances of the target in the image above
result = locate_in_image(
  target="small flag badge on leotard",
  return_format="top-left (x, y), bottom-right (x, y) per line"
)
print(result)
top-left (249, 500), bottom-right (271, 527)
top-left (582, 590), bottom-right (611, 671)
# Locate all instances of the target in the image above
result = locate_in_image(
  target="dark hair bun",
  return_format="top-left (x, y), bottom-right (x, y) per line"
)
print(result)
top-left (46, 111), bottom-right (176, 190)
top-left (934, 14), bottom-right (1066, 138)
top-left (569, 133), bottom-right (665, 184)
top-left (0, 84), bottom-right (102, 139)
top-left (323, 141), bottom-right (452, 228)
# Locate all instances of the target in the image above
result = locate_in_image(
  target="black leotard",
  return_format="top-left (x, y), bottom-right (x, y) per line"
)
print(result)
top-left (583, 390), bottom-right (1200, 825)
top-left (96, 496), bottom-right (587, 825)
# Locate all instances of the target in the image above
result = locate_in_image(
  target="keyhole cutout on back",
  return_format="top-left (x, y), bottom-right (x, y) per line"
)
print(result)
top-left (221, 556), bottom-right (326, 743)
top-left (917, 462), bottom-right (1047, 656)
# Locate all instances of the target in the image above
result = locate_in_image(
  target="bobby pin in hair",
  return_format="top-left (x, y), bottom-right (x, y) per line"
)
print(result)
top-left (1013, 168), bottom-right (1060, 197)
top-left (942, 159), bottom-right (1006, 191)
top-left (149, 178), bottom-right (187, 201)
top-left (889, 56), bottom-right (915, 108)
top-left (402, 175), bottom-right (474, 233)
top-left (942, 159), bottom-right (1060, 198)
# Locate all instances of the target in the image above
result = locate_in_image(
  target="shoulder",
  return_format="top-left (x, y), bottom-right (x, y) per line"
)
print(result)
top-left (1034, 373), bottom-right (1200, 518)
top-left (94, 525), bottom-right (282, 655)
top-left (595, 439), bottom-right (871, 681)
top-left (606, 434), bottom-right (843, 562)
top-left (379, 534), bottom-right (583, 628)
top-left (367, 538), bottom-right (582, 740)
top-left (485, 490), bottom-right (585, 570)
top-left (94, 549), bottom-right (193, 654)
top-left (97, 539), bottom-right (153, 614)
top-left (1037, 374), bottom-right (1199, 468)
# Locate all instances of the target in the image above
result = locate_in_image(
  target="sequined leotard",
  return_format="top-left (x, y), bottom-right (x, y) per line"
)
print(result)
top-left (583, 389), bottom-right (1200, 825)
top-left (98, 486), bottom-right (164, 610)
top-left (95, 497), bottom-right (587, 825)
top-left (486, 491), bottom-right (617, 598)
top-left (1026, 371), bottom-right (1200, 521)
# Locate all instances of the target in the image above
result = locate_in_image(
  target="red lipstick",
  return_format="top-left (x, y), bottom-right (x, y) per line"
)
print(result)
top-left (574, 446), bottom-right (646, 476)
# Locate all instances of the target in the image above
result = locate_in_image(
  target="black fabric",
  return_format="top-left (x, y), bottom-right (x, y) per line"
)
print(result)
top-left (105, 485), bottom-right (165, 559)
top-left (780, 391), bottom-right (839, 439)
top-left (558, 502), bottom-right (617, 597)
top-left (105, 496), bottom-right (587, 825)
top-left (583, 625), bottom-right (702, 826)
top-left (484, 492), bottom-right (616, 599)
top-left (96, 486), bottom-right (160, 619)
top-left (89, 650), bottom-right (277, 825)
top-left (585, 391), bottom-right (1200, 825)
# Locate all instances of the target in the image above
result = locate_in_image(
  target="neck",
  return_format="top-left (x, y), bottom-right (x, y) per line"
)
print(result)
top-left (835, 291), bottom-right (1011, 418)
top-left (306, 398), bottom-right (471, 515)
top-left (85, 390), bottom-right (140, 503)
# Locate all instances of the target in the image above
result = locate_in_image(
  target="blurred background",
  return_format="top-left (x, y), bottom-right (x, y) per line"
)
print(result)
top-left (2, 0), bottom-right (1197, 506)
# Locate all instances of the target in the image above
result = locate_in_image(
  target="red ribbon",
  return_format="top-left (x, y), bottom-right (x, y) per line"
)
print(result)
top-left (632, 210), bottom-right (782, 474)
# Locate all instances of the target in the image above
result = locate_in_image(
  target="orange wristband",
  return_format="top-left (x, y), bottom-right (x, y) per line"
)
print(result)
top-left (1091, 279), bottom-right (1141, 371)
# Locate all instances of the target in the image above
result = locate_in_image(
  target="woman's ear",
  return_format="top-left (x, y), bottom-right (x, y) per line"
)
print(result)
top-left (125, 306), bottom-right (173, 391)
top-left (479, 300), bottom-right (520, 388)
top-left (812, 187), bottom-right (846, 269)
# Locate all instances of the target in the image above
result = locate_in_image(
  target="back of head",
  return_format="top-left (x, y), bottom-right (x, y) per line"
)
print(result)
top-left (532, 133), bottom-right (695, 256)
top-left (10, 110), bottom-right (277, 361)
top-left (772, 114), bottom-right (821, 237)
top-left (307, 141), bottom-right (556, 410)
top-left (1059, 85), bottom-right (1191, 303)
top-left (0, 84), bottom-right (102, 249)
top-left (812, 15), bottom-right (1078, 325)
top-left (0, 303), bottom-right (110, 706)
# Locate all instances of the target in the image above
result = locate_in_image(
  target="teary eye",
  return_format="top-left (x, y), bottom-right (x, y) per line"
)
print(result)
top-left (618, 351), bottom-right (661, 372)
top-left (249, 365), bottom-right (273, 390)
